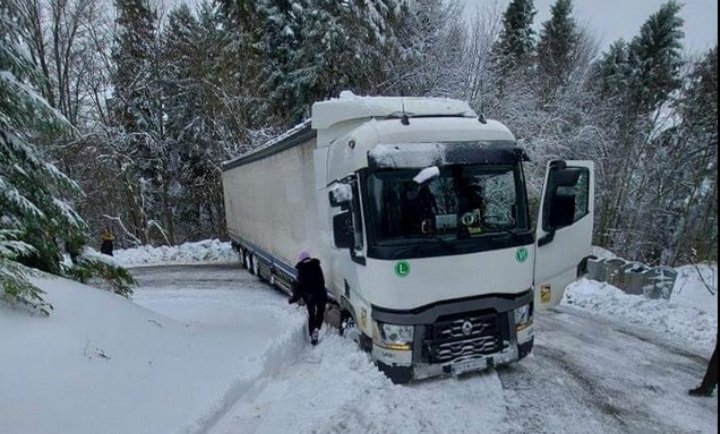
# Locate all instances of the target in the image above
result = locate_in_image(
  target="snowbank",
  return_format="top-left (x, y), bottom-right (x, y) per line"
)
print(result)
top-left (591, 245), bottom-right (618, 260)
top-left (209, 332), bottom-right (507, 434)
top-left (112, 239), bottom-right (238, 267)
top-left (563, 276), bottom-right (717, 353)
top-left (671, 264), bottom-right (717, 315)
top-left (0, 274), bottom-right (305, 434)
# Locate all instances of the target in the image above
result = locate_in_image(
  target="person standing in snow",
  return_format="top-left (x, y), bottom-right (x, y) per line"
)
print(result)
top-left (100, 228), bottom-right (115, 256)
top-left (689, 337), bottom-right (718, 397)
top-left (288, 250), bottom-right (327, 345)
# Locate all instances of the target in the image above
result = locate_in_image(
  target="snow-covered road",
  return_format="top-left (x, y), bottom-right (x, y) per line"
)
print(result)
top-left (500, 307), bottom-right (716, 434)
top-left (131, 265), bottom-right (717, 434)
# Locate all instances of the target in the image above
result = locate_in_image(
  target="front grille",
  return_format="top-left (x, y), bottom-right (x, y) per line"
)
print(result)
top-left (425, 313), bottom-right (503, 364)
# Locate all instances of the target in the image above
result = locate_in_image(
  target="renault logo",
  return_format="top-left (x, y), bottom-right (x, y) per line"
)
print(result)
top-left (461, 321), bottom-right (473, 336)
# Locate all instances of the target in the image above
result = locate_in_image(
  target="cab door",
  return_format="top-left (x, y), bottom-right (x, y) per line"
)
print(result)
top-left (534, 160), bottom-right (594, 311)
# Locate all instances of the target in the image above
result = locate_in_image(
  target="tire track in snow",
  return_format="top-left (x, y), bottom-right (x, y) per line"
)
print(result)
top-left (498, 307), bottom-right (716, 434)
top-left (192, 321), bottom-right (308, 434)
top-left (207, 331), bottom-right (508, 434)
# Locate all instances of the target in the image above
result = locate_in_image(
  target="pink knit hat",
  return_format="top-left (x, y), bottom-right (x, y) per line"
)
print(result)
top-left (298, 250), bottom-right (310, 261)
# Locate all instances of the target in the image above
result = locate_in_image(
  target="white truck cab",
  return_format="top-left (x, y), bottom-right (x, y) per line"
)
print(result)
top-left (222, 92), bottom-right (594, 383)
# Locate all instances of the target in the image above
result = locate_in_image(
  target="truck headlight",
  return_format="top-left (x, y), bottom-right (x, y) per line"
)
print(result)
top-left (514, 303), bottom-right (533, 331)
top-left (373, 322), bottom-right (414, 351)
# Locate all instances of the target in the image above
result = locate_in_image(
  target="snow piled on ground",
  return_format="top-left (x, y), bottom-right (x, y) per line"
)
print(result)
top-left (563, 264), bottom-right (717, 353)
top-left (671, 264), bottom-right (717, 315)
top-left (0, 273), bottom-right (304, 434)
top-left (591, 245), bottom-right (618, 260)
top-left (209, 330), bottom-right (507, 434)
top-left (113, 239), bottom-right (237, 267)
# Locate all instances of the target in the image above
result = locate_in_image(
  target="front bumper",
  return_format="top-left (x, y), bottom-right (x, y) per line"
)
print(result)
top-left (376, 337), bottom-right (533, 383)
top-left (371, 290), bottom-right (534, 383)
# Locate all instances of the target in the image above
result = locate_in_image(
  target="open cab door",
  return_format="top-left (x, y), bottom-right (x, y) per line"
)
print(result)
top-left (534, 160), bottom-right (594, 311)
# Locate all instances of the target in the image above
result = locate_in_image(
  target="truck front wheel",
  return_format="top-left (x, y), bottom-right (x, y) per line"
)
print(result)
top-left (377, 361), bottom-right (412, 384)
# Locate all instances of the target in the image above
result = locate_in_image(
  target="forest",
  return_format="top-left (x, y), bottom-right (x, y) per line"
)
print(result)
top-left (1, 0), bottom-right (717, 307)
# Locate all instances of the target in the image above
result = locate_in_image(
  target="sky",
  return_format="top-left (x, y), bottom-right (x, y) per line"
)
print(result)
top-left (461, 0), bottom-right (718, 55)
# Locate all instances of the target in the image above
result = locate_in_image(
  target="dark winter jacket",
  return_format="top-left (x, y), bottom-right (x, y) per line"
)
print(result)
top-left (291, 258), bottom-right (327, 304)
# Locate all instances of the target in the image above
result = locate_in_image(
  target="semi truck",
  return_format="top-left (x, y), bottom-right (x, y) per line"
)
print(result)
top-left (221, 91), bottom-right (594, 383)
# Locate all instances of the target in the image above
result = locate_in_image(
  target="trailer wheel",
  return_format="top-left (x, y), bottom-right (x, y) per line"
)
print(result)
top-left (247, 254), bottom-right (255, 275)
top-left (252, 256), bottom-right (261, 278)
top-left (237, 248), bottom-right (245, 266)
top-left (244, 251), bottom-right (253, 271)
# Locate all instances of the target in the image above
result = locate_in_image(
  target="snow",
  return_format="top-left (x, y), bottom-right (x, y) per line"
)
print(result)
top-left (591, 245), bottom-right (618, 260)
top-left (329, 182), bottom-right (353, 203)
top-left (209, 331), bottom-right (507, 434)
top-left (579, 247), bottom-right (717, 352)
top-left (112, 239), bottom-right (238, 267)
top-left (222, 120), bottom-right (312, 168)
top-left (311, 93), bottom-right (478, 130)
top-left (413, 165), bottom-right (440, 184)
top-left (2, 264), bottom-right (716, 434)
top-left (671, 264), bottom-right (717, 315)
top-left (368, 142), bottom-right (446, 168)
top-left (563, 274), bottom-right (717, 353)
top-left (0, 269), bottom-right (305, 434)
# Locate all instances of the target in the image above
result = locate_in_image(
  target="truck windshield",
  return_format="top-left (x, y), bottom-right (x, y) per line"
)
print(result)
top-left (366, 164), bottom-right (529, 246)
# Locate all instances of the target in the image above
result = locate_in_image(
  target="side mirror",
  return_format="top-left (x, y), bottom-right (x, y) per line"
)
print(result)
top-left (333, 211), bottom-right (354, 249)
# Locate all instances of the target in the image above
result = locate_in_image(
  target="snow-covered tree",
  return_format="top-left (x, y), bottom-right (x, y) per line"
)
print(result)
top-left (626, 0), bottom-right (684, 114)
top-left (587, 1), bottom-right (687, 261)
top-left (1, 0), bottom-right (133, 312)
top-left (536, 0), bottom-right (579, 101)
top-left (110, 0), bottom-right (173, 244)
top-left (491, 0), bottom-right (536, 74)
top-left (161, 2), bottom-right (229, 241)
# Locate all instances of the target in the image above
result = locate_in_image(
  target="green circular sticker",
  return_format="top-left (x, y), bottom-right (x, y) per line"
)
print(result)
top-left (394, 260), bottom-right (410, 278)
top-left (516, 247), bottom-right (529, 263)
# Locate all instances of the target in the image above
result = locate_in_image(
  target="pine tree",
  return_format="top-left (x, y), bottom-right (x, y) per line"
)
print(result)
top-left (626, 0), bottom-right (684, 113)
top-left (1, 0), bottom-right (133, 312)
top-left (111, 0), bottom-right (171, 244)
top-left (162, 2), bottom-right (227, 241)
top-left (492, 0), bottom-right (536, 73)
top-left (590, 40), bottom-right (631, 100)
top-left (1, 0), bottom-right (78, 311)
top-left (668, 46), bottom-right (718, 263)
top-left (536, 0), bottom-right (579, 100)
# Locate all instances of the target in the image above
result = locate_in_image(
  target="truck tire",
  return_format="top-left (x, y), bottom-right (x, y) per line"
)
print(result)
top-left (338, 310), bottom-right (355, 337)
top-left (377, 361), bottom-right (413, 384)
top-left (247, 254), bottom-right (255, 275)
top-left (252, 256), bottom-right (262, 279)
top-left (244, 251), bottom-right (252, 270)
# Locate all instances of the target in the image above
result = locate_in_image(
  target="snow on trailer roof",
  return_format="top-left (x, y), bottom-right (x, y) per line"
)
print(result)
top-left (311, 91), bottom-right (478, 130)
top-left (222, 119), bottom-right (315, 171)
top-left (222, 93), bottom-right (491, 171)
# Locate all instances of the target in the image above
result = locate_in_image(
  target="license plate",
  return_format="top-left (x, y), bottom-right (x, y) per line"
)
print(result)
top-left (451, 358), bottom-right (487, 375)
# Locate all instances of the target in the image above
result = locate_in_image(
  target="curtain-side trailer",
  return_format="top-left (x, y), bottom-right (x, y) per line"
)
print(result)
top-left (222, 92), bottom-right (594, 383)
